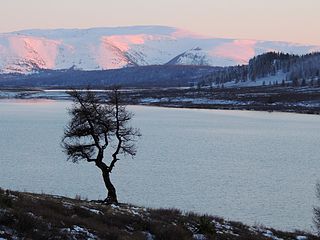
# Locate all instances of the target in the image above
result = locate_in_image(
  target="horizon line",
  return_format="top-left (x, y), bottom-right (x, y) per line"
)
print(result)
top-left (0, 25), bottom-right (319, 47)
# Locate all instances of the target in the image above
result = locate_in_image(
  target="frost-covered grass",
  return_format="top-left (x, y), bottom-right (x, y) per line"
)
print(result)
top-left (0, 188), bottom-right (318, 240)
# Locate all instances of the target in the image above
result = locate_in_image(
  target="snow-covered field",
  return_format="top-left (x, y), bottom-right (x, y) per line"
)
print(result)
top-left (223, 73), bottom-right (288, 88)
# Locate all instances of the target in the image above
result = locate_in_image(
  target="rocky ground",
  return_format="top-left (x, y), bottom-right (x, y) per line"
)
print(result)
top-left (0, 188), bottom-right (318, 240)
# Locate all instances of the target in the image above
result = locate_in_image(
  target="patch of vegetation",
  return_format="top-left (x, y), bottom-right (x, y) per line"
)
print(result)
top-left (0, 189), bottom-right (318, 240)
top-left (0, 189), bottom-right (13, 208)
top-left (198, 215), bottom-right (216, 237)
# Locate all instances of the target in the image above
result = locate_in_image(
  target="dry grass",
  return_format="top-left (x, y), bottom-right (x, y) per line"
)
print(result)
top-left (0, 188), bottom-right (318, 240)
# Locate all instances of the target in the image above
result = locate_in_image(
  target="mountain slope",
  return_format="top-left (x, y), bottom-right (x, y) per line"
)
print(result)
top-left (0, 26), bottom-right (319, 73)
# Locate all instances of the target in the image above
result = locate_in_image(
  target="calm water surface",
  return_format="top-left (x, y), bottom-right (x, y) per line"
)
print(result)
top-left (0, 99), bottom-right (320, 231)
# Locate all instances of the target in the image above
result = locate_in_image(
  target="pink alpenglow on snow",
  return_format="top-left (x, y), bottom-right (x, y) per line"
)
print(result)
top-left (212, 40), bottom-right (257, 64)
top-left (0, 26), bottom-right (319, 73)
top-left (8, 35), bottom-right (61, 69)
top-left (102, 35), bottom-right (147, 52)
top-left (98, 37), bottom-right (133, 69)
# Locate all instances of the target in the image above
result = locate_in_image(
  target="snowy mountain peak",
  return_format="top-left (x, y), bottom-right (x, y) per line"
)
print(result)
top-left (0, 26), bottom-right (319, 73)
top-left (166, 48), bottom-right (212, 66)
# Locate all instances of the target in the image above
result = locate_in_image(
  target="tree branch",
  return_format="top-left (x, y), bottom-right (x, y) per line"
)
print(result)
top-left (72, 91), bottom-right (102, 152)
top-left (110, 90), bottom-right (122, 173)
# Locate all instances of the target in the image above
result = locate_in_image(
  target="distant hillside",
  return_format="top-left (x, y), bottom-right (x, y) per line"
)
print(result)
top-left (0, 65), bottom-right (220, 88)
top-left (200, 52), bottom-right (320, 88)
top-left (0, 26), bottom-right (319, 74)
top-left (0, 52), bottom-right (320, 88)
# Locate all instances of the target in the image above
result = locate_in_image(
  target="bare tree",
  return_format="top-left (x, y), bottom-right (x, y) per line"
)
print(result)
top-left (61, 88), bottom-right (140, 204)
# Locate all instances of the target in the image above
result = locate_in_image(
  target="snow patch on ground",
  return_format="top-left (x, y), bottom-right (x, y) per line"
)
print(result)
top-left (223, 72), bottom-right (287, 88)
top-left (0, 225), bottom-right (17, 240)
top-left (288, 101), bottom-right (320, 108)
top-left (80, 206), bottom-right (104, 215)
top-left (140, 97), bottom-right (249, 106)
top-left (213, 220), bottom-right (239, 236)
top-left (144, 231), bottom-right (155, 240)
top-left (110, 204), bottom-right (120, 209)
top-left (61, 225), bottom-right (97, 240)
top-left (263, 230), bottom-right (284, 240)
top-left (108, 204), bottom-right (148, 218)
top-left (248, 226), bottom-right (293, 240)
top-left (62, 201), bottom-right (74, 209)
top-left (296, 236), bottom-right (307, 240)
top-left (193, 233), bottom-right (207, 240)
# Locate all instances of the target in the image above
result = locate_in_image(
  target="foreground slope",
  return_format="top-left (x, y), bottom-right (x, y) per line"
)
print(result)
top-left (0, 189), bottom-right (317, 240)
top-left (0, 26), bottom-right (319, 73)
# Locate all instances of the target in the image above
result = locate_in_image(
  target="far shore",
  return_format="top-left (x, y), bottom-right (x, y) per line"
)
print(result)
top-left (1, 86), bottom-right (320, 115)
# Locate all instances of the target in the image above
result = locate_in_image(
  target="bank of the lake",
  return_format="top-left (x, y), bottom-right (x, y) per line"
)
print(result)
top-left (0, 189), bottom-right (317, 240)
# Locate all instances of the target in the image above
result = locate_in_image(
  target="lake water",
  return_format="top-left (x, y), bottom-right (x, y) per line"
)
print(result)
top-left (0, 99), bottom-right (320, 231)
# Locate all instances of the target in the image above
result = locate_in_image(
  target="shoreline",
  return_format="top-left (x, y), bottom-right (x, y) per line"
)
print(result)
top-left (1, 96), bottom-right (319, 116)
top-left (1, 86), bottom-right (320, 115)
top-left (139, 102), bottom-right (320, 115)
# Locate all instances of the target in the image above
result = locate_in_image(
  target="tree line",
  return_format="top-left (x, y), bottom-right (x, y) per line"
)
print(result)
top-left (200, 52), bottom-right (320, 87)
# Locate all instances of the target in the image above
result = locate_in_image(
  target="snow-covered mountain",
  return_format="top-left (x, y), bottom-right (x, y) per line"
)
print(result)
top-left (0, 26), bottom-right (319, 73)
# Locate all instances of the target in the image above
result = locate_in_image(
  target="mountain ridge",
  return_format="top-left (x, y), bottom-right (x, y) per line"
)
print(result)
top-left (0, 25), bottom-right (319, 73)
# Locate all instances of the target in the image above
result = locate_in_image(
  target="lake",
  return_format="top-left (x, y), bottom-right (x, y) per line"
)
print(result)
top-left (0, 99), bottom-right (319, 231)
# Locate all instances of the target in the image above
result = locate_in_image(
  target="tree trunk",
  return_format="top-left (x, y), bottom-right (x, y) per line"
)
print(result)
top-left (102, 170), bottom-right (118, 204)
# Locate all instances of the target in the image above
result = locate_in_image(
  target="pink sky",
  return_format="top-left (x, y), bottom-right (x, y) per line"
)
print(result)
top-left (0, 0), bottom-right (319, 45)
